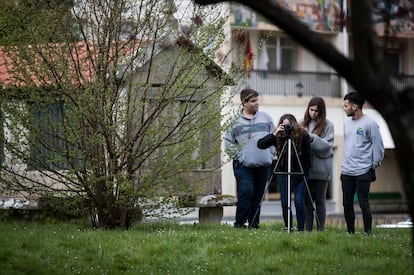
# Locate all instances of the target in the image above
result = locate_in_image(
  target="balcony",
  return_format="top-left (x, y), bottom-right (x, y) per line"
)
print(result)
top-left (240, 70), bottom-right (342, 98)
top-left (239, 70), bottom-right (414, 98)
top-left (390, 75), bottom-right (414, 91)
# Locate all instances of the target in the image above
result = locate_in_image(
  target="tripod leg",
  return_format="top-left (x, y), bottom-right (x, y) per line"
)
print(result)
top-left (251, 143), bottom-right (288, 227)
top-left (305, 179), bottom-right (328, 231)
top-left (289, 140), bottom-right (320, 232)
top-left (282, 205), bottom-right (293, 231)
top-left (305, 192), bottom-right (314, 230)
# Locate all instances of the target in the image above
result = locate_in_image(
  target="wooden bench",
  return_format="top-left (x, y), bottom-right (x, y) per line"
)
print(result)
top-left (353, 192), bottom-right (408, 213)
top-left (179, 194), bottom-right (237, 224)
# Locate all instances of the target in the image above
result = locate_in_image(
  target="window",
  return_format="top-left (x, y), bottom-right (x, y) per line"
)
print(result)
top-left (28, 102), bottom-right (80, 171)
top-left (265, 36), bottom-right (297, 71)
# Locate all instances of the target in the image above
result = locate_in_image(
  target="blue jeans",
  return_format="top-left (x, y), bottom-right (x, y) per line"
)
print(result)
top-left (341, 171), bottom-right (372, 234)
top-left (233, 161), bottom-right (271, 228)
top-left (305, 179), bottom-right (328, 231)
top-left (279, 174), bottom-right (306, 231)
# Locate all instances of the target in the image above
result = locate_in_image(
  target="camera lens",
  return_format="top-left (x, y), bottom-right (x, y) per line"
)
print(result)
top-left (284, 124), bottom-right (293, 135)
top-left (284, 124), bottom-right (292, 131)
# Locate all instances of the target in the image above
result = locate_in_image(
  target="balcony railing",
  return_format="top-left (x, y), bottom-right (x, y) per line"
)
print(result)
top-left (240, 70), bottom-right (342, 97)
top-left (240, 70), bottom-right (414, 98)
top-left (390, 75), bottom-right (414, 91)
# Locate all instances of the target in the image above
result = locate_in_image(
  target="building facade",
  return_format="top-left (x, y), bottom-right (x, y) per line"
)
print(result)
top-left (221, 0), bottom-right (414, 214)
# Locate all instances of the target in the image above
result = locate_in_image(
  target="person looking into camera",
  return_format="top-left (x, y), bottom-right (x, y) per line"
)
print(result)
top-left (224, 88), bottom-right (275, 229)
top-left (257, 114), bottom-right (311, 231)
top-left (301, 97), bottom-right (334, 232)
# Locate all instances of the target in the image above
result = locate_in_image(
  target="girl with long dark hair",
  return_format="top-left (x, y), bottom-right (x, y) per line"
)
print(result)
top-left (301, 97), bottom-right (334, 231)
top-left (258, 114), bottom-right (311, 231)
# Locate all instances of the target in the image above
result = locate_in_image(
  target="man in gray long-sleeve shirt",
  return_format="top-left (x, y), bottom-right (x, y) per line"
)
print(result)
top-left (341, 91), bottom-right (384, 235)
top-left (224, 88), bottom-right (275, 228)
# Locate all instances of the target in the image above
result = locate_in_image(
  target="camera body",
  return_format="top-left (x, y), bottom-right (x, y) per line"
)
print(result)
top-left (283, 124), bottom-right (293, 136)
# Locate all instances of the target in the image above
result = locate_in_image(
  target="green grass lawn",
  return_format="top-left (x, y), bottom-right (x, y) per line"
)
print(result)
top-left (0, 220), bottom-right (412, 274)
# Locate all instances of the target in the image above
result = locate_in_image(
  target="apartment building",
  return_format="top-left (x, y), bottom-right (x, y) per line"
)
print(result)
top-left (221, 1), bottom-right (414, 213)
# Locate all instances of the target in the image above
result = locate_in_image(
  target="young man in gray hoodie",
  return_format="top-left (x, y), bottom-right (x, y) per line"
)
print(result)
top-left (341, 91), bottom-right (384, 235)
top-left (224, 88), bottom-right (275, 229)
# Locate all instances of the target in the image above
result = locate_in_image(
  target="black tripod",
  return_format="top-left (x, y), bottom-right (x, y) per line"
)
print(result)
top-left (254, 134), bottom-right (318, 233)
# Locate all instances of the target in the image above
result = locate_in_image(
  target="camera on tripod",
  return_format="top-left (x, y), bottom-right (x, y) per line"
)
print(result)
top-left (283, 124), bottom-right (293, 136)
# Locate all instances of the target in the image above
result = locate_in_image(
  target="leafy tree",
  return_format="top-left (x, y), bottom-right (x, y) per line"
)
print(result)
top-left (0, 0), bottom-right (76, 45)
top-left (0, 0), bottom-right (232, 229)
top-left (194, 0), bottom-right (414, 252)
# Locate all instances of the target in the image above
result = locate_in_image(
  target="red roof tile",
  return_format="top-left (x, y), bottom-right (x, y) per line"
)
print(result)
top-left (0, 41), bottom-right (138, 88)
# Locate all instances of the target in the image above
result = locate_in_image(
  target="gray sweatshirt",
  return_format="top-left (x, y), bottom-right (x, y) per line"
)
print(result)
top-left (307, 119), bottom-right (335, 180)
top-left (341, 115), bottom-right (384, 176)
top-left (224, 109), bottom-right (275, 167)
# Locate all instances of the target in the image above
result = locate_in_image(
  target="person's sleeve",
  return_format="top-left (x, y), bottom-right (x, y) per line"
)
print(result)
top-left (257, 134), bottom-right (277, 149)
top-left (269, 119), bottom-right (277, 156)
top-left (223, 128), bottom-right (241, 161)
top-left (310, 122), bottom-right (334, 158)
top-left (269, 119), bottom-right (276, 132)
top-left (370, 123), bottom-right (384, 168)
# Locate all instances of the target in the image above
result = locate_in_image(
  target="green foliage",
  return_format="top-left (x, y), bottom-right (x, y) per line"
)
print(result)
top-left (0, 1), bottom-right (233, 229)
top-left (37, 194), bottom-right (84, 219)
top-left (0, 0), bottom-right (76, 46)
top-left (0, 221), bottom-right (412, 274)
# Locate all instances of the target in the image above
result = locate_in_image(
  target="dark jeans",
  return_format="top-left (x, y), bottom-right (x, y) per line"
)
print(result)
top-left (279, 174), bottom-right (306, 231)
top-left (233, 161), bottom-right (271, 228)
top-left (341, 171), bottom-right (372, 234)
top-left (305, 179), bottom-right (328, 231)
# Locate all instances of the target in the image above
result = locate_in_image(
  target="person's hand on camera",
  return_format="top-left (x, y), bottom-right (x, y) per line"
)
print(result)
top-left (273, 124), bottom-right (285, 136)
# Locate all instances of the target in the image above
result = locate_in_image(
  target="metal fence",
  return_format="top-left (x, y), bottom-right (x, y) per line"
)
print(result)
top-left (241, 70), bottom-right (342, 97)
top-left (239, 70), bottom-right (414, 98)
top-left (390, 75), bottom-right (414, 91)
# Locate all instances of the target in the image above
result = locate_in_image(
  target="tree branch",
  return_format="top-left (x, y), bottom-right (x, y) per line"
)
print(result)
top-left (194, 0), bottom-right (354, 84)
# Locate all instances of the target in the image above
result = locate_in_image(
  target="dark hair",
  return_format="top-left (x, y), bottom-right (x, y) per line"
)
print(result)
top-left (240, 88), bottom-right (259, 103)
top-left (278, 113), bottom-right (297, 126)
top-left (344, 91), bottom-right (365, 109)
top-left (302, 96), bottom-right (327, 137)
top-left (276, 113), bottom-right (306, 152)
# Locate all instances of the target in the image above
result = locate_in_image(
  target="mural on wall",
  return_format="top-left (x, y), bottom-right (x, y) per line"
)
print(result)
top-left (373, 0), bottom-right (414, 37)
top-left (231, 0), bottom-right (342, 32)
